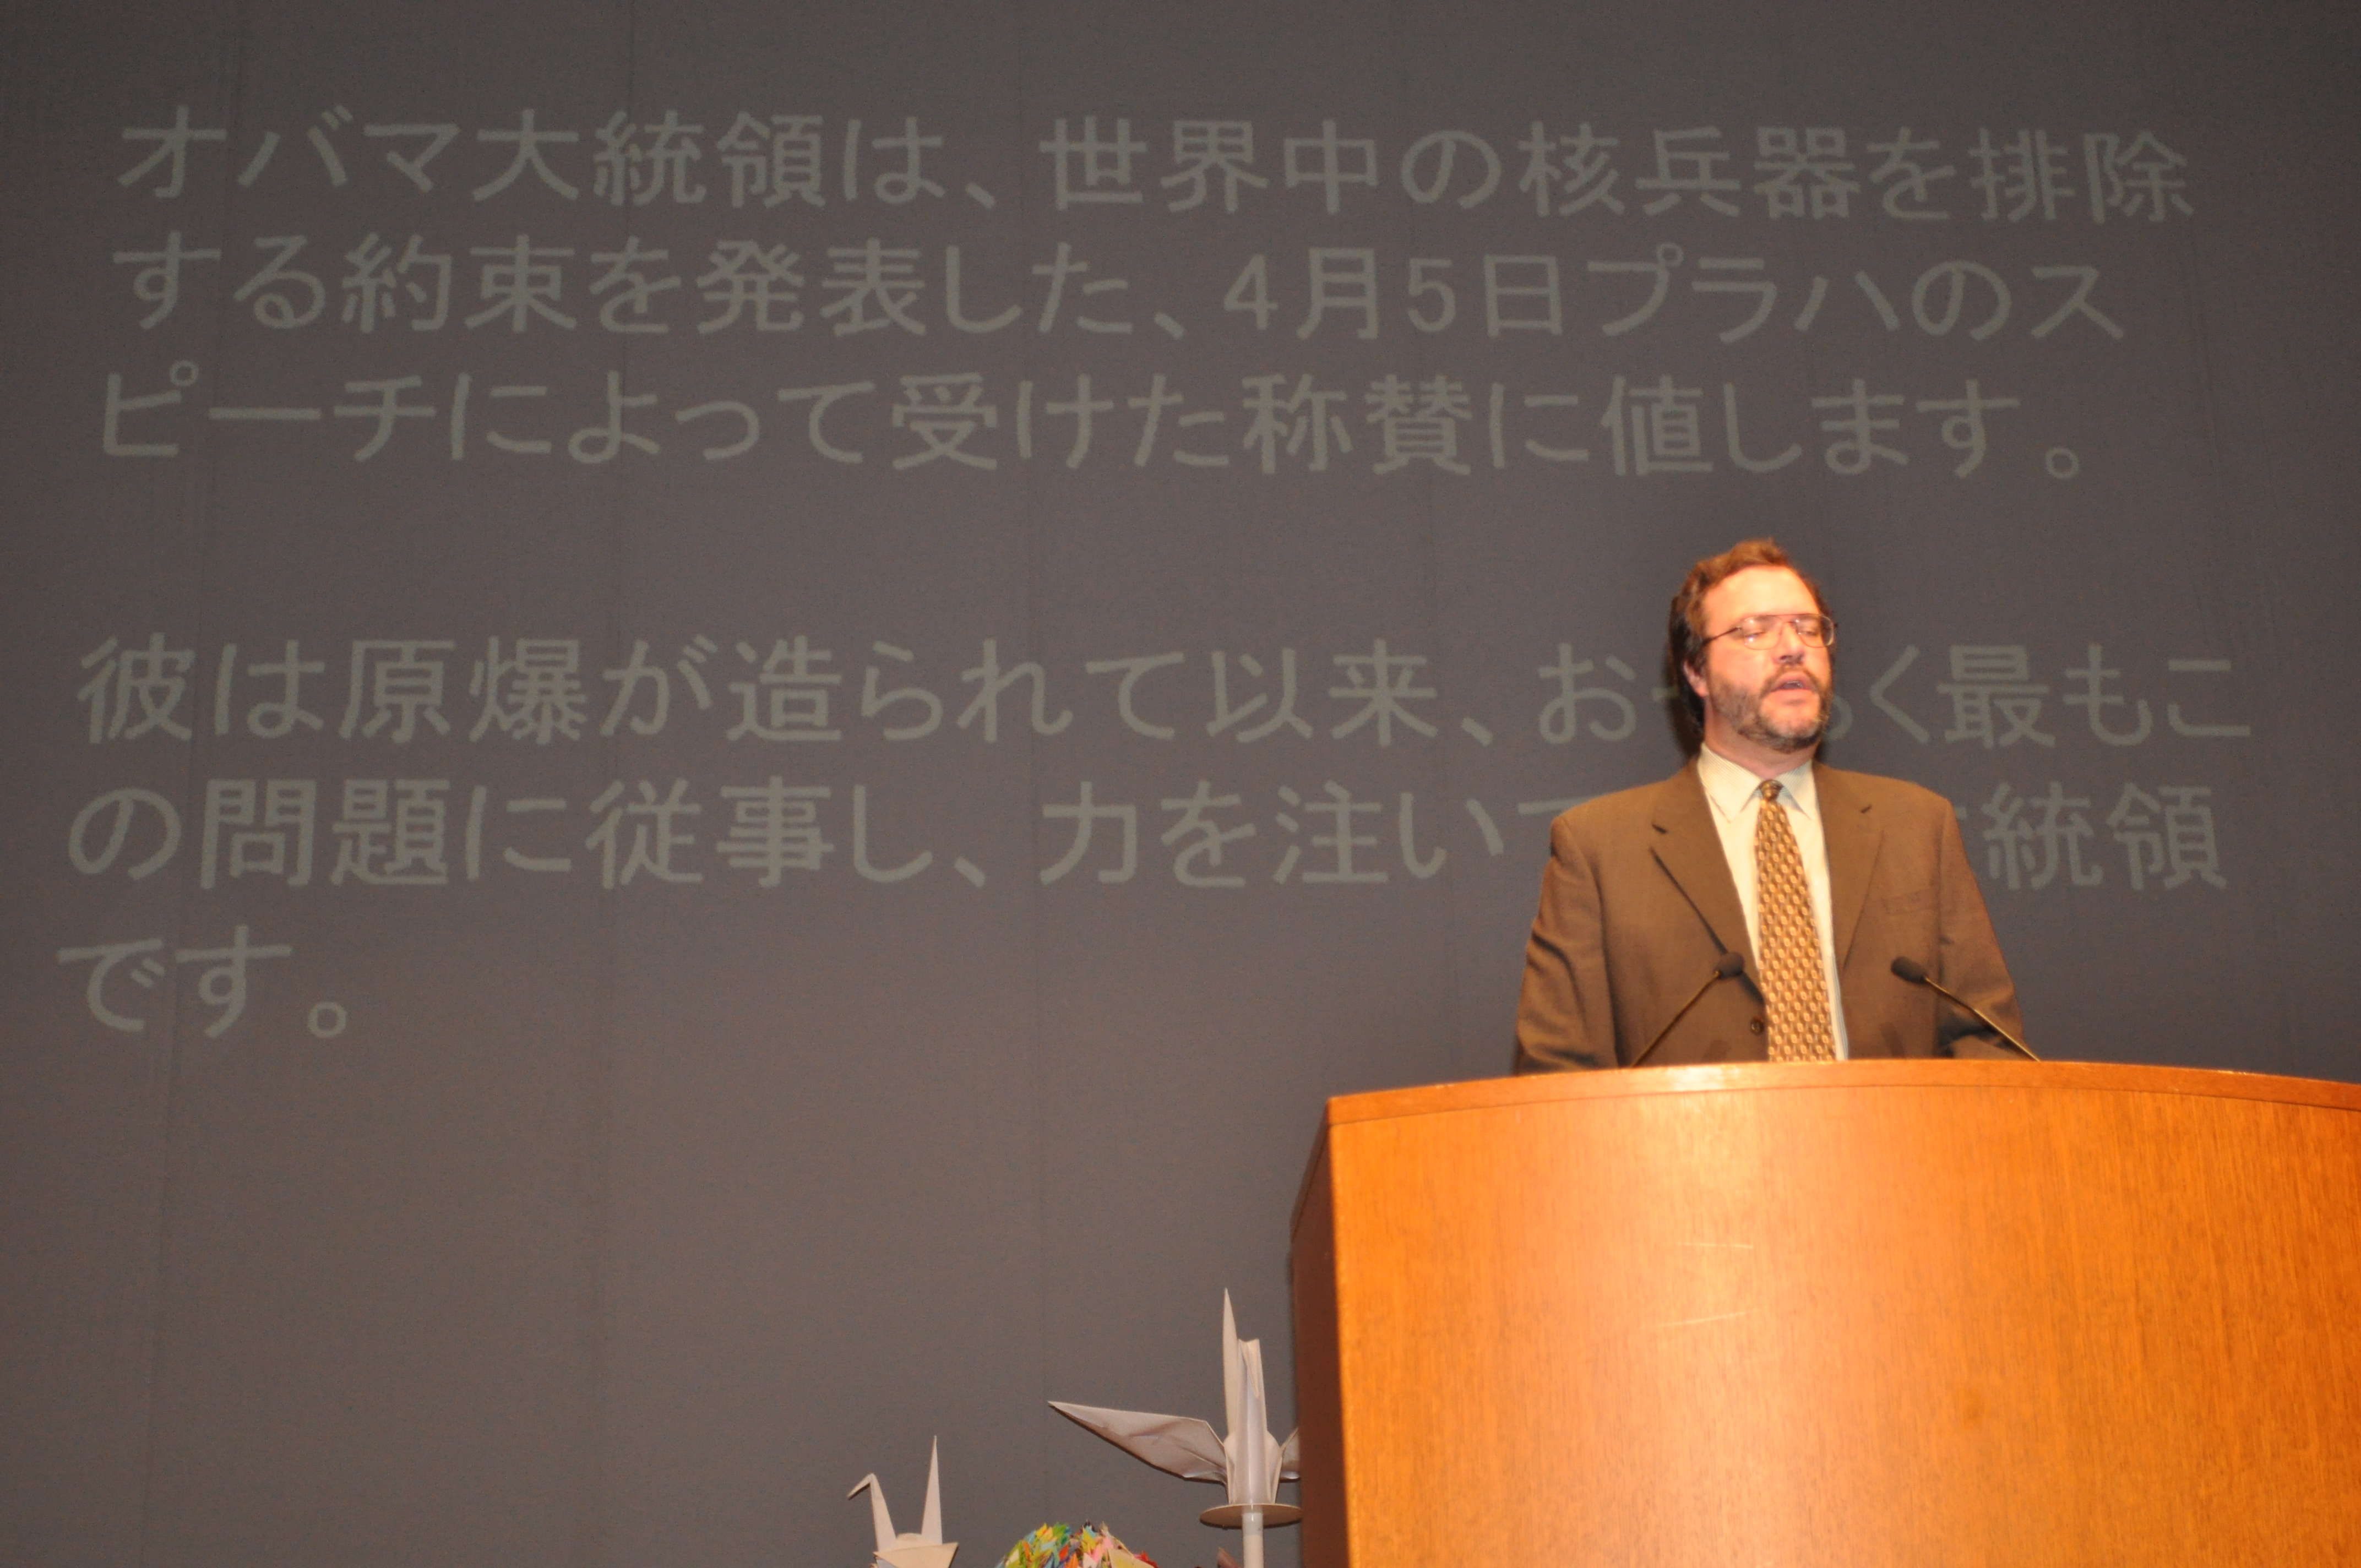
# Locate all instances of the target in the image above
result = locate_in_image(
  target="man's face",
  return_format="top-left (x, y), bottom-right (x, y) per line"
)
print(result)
top-left (1685, 565), bottom-right (1834, 761)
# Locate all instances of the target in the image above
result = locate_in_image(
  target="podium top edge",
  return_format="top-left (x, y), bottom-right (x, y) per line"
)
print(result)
top-left (1319, 1059), bottom-right (2361, 1129)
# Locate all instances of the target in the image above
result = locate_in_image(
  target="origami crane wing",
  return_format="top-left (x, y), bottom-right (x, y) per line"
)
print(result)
top-left (1047, 1401), bottom-right (1230, 1483)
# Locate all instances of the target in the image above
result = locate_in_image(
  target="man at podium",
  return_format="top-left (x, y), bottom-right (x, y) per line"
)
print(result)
top-left (1515, 539), bottom-right (2026, 1071)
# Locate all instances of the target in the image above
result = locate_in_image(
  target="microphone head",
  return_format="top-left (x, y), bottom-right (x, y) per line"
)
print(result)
top-left (1891, 956), bottom-right (1929, 983)
top-left (1715, 951), bottom-right (1747, 978)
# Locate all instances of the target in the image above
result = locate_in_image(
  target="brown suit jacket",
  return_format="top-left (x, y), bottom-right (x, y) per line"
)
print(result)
top-left (1515, 758), bottom-right (2026, 1071)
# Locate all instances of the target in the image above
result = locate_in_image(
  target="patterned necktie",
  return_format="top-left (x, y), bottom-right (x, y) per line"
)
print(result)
top-left (1754, 781), bottom-right (1837, 1061)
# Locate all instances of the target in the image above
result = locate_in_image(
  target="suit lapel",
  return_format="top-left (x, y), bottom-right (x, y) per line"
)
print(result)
top-left (1815, 764), bottom-right (1882, 965)
top-left (1650, 760), bottom-right (1755, 967)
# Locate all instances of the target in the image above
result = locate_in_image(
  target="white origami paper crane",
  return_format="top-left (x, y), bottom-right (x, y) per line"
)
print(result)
top-left (1048, 1291), bottom-right (1301, 1522)
top-left (847, 1438), bottom-right (957, 1568)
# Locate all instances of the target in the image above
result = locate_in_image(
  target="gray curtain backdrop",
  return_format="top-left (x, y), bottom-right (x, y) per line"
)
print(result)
top-left (4, 3), bottom-right (2356, 1565)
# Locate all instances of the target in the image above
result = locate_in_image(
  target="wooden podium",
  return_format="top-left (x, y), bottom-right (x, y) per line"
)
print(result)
top-left (1288, 1061), bottom-right (2361, 1566)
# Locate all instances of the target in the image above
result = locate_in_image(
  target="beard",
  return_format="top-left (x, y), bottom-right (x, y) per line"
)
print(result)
top-left (1710, 664), bottom-right (1831, 754)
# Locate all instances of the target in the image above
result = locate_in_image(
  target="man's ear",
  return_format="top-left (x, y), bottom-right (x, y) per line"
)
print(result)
top-left (1684, 660), bottom-right (1709, 699)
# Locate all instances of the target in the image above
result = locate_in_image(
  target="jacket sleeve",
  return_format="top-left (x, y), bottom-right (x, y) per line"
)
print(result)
top-left (1515, 812), bottom-right (1622, 1072)
top-left (1934, 805), bottom-right (2030, 1058)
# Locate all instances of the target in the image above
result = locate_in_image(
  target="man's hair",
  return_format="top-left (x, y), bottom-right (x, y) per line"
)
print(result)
top-left (1666, 538), bottom-right (1832, 729)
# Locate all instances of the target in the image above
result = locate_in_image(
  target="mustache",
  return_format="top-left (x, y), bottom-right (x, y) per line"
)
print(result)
top-left (1758, 666), bottom-right (1828, 699)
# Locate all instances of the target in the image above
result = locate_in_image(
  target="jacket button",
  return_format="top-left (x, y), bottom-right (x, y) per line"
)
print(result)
top-left (1748, 1017), bottom-right (1766, 1035)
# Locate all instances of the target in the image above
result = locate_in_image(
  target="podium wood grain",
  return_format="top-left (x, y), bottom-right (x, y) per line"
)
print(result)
top-left (1288, 1061), bottom-right (2361, 1566)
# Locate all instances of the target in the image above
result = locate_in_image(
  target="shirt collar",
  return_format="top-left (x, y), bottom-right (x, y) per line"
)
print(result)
top-left (1697, 744), bottom-right (1820, 824)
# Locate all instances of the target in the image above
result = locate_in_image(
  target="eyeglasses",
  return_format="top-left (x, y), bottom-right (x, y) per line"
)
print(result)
top-left (1702, 613), bottom-right (1837, 651)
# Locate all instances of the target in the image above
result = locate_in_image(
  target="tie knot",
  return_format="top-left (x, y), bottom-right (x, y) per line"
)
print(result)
top-left (1761, 780), bottom-right (1783, 806)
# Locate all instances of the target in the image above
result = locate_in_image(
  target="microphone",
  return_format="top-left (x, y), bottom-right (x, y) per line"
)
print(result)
top-left (1890, 957), bottom-right (2039, 1062)
top-left (1631, 951), bottom-right (1747, 1066)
